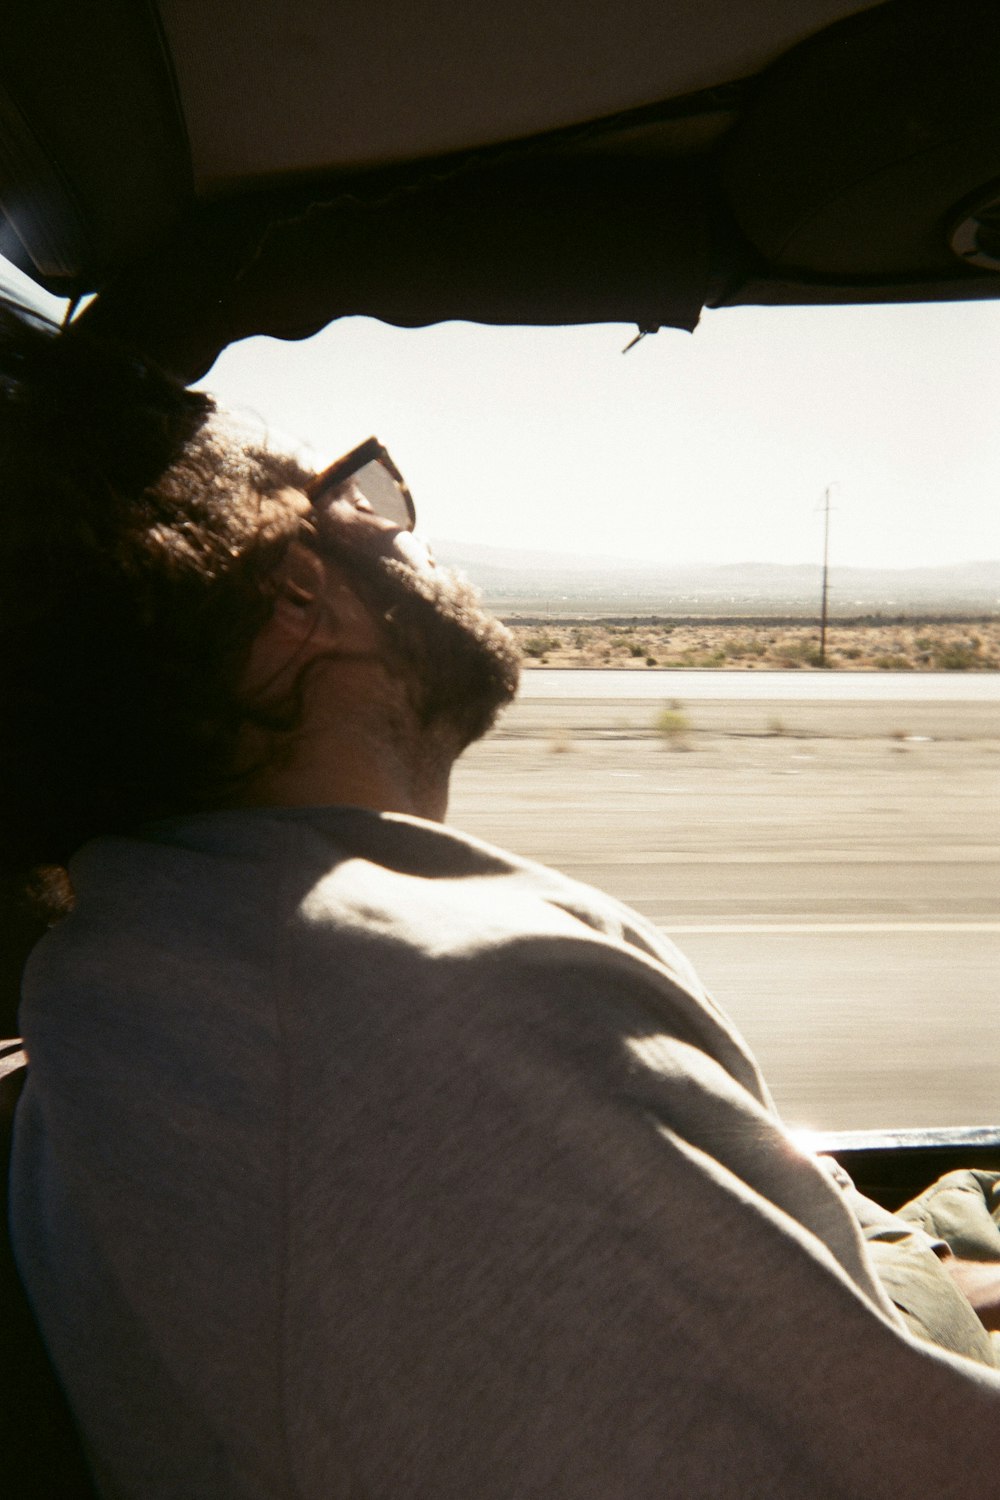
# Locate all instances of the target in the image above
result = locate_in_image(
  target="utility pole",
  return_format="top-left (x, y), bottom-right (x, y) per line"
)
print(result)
top-left (819, 485), bottom-right (832, 666)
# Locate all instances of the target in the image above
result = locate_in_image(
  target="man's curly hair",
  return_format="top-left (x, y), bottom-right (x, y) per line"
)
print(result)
top-left (0, 304), bottom-right (308, 896)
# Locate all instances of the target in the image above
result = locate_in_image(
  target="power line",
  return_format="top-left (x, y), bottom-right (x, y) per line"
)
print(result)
top-left (819, 484), bottom-right (835, 666)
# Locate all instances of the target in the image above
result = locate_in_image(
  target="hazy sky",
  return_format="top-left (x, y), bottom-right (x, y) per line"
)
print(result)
top-left (9, 252), bottom-right (999, 570)
top-left (201, 300), bottom-right (1000, 571)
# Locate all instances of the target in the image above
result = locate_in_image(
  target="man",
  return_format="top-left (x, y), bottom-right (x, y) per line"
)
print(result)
top-left (5, 304), bottom-right (1000, 1498)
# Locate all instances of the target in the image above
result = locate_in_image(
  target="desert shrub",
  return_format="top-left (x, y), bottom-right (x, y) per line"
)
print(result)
top-left (932, 639), bottom-right (989, 670)
top-left (873, 655), bottom-right (913, 670)
top-left (523, 632), bottom-right (560, 658)
top-left (778, 638), bottom-right (823, 667)
top-left (727, 637), bottom-right (767, 659)
top-left (654, 704), bottom-right (691, 747)
top-left (645, 655), bottom-right (657, 667)
top-left (674, 649), bottom-right (727, 668)
top-left (779, 642), bottom-right (824, 667)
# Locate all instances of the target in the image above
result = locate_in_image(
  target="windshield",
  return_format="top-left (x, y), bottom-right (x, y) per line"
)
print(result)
top-left (200, 303), bottom-right (1000, 1135)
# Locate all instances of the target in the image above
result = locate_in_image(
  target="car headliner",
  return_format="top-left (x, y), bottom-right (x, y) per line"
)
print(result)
top-left (159, 0), bottom-right (879, 186)
top-left (2, 0), bottom-right (1000, 377)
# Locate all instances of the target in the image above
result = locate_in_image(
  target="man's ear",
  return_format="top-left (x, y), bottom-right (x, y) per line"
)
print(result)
top-left (242, 542), bottom-right (382, 699)
top-left (266, 543), bottom-right (339, 653)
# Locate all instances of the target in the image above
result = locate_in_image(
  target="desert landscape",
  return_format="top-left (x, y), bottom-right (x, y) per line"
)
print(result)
top-left (505, 616), bottom-right (1000, 671)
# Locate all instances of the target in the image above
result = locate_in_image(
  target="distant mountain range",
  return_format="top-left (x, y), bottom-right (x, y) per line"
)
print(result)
top-left (431, 542), bottom-right (1000, 616)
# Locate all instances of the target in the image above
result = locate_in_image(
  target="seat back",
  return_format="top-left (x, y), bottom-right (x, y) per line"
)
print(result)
top-left (1, 1042), bottom-right (98, 1498)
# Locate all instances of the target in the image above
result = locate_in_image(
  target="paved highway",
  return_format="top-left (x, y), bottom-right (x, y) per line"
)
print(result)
top-left (450, 692), bottom-right (1000, 1131)
top-left (519, 666), bottom-right (1000, 700)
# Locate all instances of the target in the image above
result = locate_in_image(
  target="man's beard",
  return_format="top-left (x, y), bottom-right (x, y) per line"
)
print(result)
top-left (314, 527), bottom-right (521, 752)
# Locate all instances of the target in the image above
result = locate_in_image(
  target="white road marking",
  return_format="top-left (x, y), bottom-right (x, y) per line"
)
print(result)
top-left (666, 921), bottom-right (1000, 934)
top-left (574, 851), bottom-right (999, 865)
top-left (518, 668), bottom-right (1000, 702)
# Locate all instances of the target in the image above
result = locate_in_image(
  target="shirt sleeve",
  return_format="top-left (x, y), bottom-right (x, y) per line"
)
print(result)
top-left (281, 929), bottom-right (1000, 1500)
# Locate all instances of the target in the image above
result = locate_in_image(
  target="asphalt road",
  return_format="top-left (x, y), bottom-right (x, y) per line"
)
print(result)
top-left (449, 694), bottom-right (1000, 1131)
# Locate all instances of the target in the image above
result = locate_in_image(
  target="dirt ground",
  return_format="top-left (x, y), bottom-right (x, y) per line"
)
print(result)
top-left (507, 617), bottom-right (1000, 672)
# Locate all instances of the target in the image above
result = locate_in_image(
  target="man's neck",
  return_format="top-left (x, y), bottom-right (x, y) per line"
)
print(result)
top-left (241, 731), bottom-right (452, 821)
top-left (232, 663), bottom-right (457, 822)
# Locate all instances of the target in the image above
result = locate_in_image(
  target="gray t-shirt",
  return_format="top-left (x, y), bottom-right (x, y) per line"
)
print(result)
top-left (11, 806), bottom-right (1000, 1498)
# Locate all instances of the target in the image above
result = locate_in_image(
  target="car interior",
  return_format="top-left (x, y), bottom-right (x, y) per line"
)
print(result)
top-left (1, 0), bottom-right (999, 1490)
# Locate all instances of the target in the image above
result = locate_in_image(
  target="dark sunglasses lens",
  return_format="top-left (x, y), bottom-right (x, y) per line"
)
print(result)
top-left (351, 458), bottom-right (415, 530)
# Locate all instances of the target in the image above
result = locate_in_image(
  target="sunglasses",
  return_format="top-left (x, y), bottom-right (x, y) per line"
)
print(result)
top-left (308, 437), bottom-right (416, 532)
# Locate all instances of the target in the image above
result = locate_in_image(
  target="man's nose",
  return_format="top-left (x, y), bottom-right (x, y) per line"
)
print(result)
top-left (331, 488), bottom-right (398, 533)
